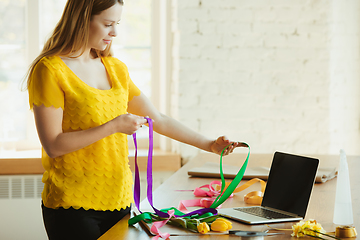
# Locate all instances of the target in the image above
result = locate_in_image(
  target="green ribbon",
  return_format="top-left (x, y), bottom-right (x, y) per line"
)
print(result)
top-left (210, 142), bottom-right (250, 208)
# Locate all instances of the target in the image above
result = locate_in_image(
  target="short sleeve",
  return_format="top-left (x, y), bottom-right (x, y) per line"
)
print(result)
top-left (28, 59), bottom-right (64, 110)
top-left (128, 77), bottom-right (141, 101)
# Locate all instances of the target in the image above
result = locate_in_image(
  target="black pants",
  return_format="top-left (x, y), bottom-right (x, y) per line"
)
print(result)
top-left (42, 203), bottom-right (131, 240)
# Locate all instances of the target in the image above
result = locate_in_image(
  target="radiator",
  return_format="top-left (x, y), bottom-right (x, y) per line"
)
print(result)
top-left (0, 175), bottom-right (43, 199)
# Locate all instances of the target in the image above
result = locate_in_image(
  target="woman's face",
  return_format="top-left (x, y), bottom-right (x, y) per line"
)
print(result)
top-left (88, 3), bottom-right (123, 51)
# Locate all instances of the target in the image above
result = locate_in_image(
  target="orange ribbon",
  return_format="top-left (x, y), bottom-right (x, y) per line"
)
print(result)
top-left (335, 226), bottom-right (357, 238)
top-left (219, 178), bottom-right (266, 205)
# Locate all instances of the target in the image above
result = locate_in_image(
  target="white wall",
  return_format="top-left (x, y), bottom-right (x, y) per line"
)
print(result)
top-left (170, 0), bottom-right (360, 161)
top-left (329, 0), bottom-right (360, 156)
top-left (0, 199), bottom-right (47, 240)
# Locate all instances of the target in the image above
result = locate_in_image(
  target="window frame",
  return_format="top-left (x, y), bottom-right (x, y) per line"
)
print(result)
top-left (6, 0), bottom-right (173, 153)
top-left (151, 0), bottom-right (173, 152)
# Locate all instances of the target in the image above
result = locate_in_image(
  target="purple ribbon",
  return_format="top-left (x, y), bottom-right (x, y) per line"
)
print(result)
top-left (133, 118), bottom-right (168, 218)
top-left (133, 132), bottom-right (141, 211)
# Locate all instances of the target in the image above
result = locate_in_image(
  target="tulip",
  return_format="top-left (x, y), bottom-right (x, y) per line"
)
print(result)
top-left (197, 222), bottom-right (210, 234)
top-left (210, 218), bottom-right (232, 232)
top-left (217, 218), bottom-right (232, 230)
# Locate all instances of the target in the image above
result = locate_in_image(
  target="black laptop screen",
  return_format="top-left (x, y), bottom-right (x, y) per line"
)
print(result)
top-left (261, 152), bottom-right (319, 217)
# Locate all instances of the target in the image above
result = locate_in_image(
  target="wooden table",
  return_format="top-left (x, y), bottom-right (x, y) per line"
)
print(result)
top-left (99, 153), bottom-right (360, 239)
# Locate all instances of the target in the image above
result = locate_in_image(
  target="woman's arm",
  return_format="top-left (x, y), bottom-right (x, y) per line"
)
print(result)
top-left (127, 92), bottom-right (242, 155)
top-left (33, 104), bottom-right (147, 158)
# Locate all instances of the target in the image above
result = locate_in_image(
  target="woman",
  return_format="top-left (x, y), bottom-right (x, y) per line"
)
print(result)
top-left (26, 0), bottom-right (243, 239)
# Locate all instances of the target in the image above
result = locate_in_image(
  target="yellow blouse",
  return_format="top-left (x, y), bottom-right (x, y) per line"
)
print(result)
top-left (28, 56), bottom-right (141, 211)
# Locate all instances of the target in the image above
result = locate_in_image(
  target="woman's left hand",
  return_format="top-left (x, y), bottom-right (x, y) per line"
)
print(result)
top-left (210, 136), bottom-right (247, 156)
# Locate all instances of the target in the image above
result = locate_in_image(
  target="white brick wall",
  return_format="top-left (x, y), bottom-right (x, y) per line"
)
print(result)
top-left (171, 0), bottom-right (360, 161)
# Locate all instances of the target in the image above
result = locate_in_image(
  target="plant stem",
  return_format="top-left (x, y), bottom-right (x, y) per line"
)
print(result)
top-left (305, 234), bottom-right (326, 240)
top-left (305, 228), bottom-right (342, 240)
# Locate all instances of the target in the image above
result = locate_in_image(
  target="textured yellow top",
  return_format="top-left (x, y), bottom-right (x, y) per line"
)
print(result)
top-left (28, 56), bottom-right (141, 211)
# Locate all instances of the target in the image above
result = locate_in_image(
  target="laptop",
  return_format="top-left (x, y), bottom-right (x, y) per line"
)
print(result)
top-left (218, 151), bottom-right (319, 224)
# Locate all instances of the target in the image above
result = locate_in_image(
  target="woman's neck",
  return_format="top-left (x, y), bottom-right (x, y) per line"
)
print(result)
top-left (62, 48), bottom-right (96, 62)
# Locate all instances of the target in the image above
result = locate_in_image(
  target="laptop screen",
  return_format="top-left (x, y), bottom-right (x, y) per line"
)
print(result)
top-left (261, 152), bottom-right (319, 217)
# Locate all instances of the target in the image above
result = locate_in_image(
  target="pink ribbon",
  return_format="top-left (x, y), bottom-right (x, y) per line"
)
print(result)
top-left (193, 180), bottom-right (234, 198)
top-left (176, 180), bottom-right (237, 212)
top-left (150, 209), bottom-right (175, 240)
top-left (178, 198), bottom-right (222, 212)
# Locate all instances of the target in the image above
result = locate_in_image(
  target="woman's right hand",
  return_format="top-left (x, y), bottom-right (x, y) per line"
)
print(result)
top-left (112, 113), bottom-right (148, 135)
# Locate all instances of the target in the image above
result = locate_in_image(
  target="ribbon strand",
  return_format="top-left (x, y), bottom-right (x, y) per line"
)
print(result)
top-left (133, 118), bottom-right (168, 218)
top-left (210, 142), bottom-right (250, 209)
top-left (129, 118), bottom-right (251, 231)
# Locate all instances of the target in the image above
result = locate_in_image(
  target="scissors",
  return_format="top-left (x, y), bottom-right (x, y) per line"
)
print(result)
top-left (229, 230), bottom-right (284, 237)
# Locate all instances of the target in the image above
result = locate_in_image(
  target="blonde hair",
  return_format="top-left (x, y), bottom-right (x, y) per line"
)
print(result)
top-left (24, 0), bottom-right (124, 90)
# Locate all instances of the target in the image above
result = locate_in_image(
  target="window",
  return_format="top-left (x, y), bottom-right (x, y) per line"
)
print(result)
top-left (0, 0), bottom-right (154, 155)
top-left (112, 0), bottom-right (152, 141)
top-left (0, 0), bottom-right (29, 155)
top-left (113, 0), bottom-right (151, 98)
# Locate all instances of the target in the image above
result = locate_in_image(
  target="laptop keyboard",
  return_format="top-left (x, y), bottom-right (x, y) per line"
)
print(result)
top-left (235, 207), bottom-right (294, 219)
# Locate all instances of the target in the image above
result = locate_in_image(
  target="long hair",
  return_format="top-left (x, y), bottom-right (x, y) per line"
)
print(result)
top-left (24, 0), bottom-right (124, 90)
